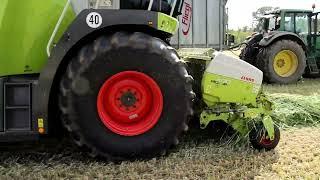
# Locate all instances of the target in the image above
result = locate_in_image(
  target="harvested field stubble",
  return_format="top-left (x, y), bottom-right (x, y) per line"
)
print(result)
top-left (0, 127), bottom-right (319, 179)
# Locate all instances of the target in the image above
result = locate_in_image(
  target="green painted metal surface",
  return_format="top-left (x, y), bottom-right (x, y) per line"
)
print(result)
top-left (202, 73), bottom-right (259, 106)
top-left (0, 0), bottom-right (75, 77)
top-left (262, 116), bottom-right (275, 140)
top-left (178, 48), bottom-right (215, 61)
top-left (199, 63), bottom-right (275, 137)
top-left (157, 13), bottom-right (179, 35)
top-left (200, 93), bottom-right (274, 137)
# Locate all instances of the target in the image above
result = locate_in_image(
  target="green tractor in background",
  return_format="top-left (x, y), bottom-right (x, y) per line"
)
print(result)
top-left (0, 0), bottom-right (279, 160)
top-left (240, 9), bottom-right (320, 84)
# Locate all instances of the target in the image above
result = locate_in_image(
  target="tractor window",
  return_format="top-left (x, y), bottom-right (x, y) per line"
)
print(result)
top-left (268, 17), bottom-right (276, 30)
top-left (268, 16), bottom-right (281, 31)
top-left (311, 15), bottom-right (320, 34)
top-left (284, 13), bottom-right (295, 32)
top-left (295, 13), bottom-right (308, 34)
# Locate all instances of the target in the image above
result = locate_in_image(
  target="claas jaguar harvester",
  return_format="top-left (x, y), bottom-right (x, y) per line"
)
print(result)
top-left (0, 0), bottom-right (280, 160)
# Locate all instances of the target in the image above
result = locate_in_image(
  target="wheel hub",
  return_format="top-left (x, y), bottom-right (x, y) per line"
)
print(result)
top-left (273, 50), bottom-right (298, 77)
top-left (119, 90), bottom-right (138, 110)
top-left (276, 59), bottom-right (285, 68)
top-left (260, 135), bottom-right (273, 146)
top-left (97, 71), bottom-right (163, 136)
top-left (259, 130), bottom-right (273, 146)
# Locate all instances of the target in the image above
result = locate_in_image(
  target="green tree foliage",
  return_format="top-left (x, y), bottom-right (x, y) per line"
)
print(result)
top-left (252, 6), bottom-right (280, 21)
top-left (228, 6), bottom-right (281, 44)
top-left (228, 29), bottom-right (253, 44)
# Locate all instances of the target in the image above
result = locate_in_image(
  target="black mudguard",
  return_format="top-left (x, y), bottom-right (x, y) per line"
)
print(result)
top-left (33, 9), bottom-right (171, 134)
top-left (259, 31), bottom-right (307, 50)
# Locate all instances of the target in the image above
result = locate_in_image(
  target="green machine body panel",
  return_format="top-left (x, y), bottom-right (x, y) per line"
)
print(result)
top-left (178, 50), bottom-right (276, 139)
top-left (0, 0), bottom-right (179, 78)
top-left (157, 13), bottom-right (179, 34)
top-left (0, 0), bottom-right (75, 77)
top-left (202, 73), bottom-right (259, 107)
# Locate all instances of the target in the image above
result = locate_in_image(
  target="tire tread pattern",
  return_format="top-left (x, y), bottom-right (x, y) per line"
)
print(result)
top-left (59, 32), bottom-right (194, 160)
top-left (256, 40), bottom-right (306, 84)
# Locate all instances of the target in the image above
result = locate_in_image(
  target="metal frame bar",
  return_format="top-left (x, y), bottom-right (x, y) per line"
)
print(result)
top-left (46, 0), bottom-right (71, 57)
top-left (148, 0), bottom-right (154, 11)
top-left (191, 0), bottom-right (194, 47)
top-left (206, 0), bottom-right (208, 48)
top-left (170, 0), bottom-right (178, 16)
top-left (148, 0), bottom-right (177, 17)
top-left (95, 0), bottom-right (101, 9)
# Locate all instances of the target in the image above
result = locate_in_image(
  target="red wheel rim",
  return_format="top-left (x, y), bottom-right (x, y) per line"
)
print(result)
top-left (97, 71), bottom-right (163, 136)
top-left (260, 135), bottom-right (273, 146)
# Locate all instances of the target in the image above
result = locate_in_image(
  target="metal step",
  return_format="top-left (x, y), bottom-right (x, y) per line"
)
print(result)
top-left (307, 57), bottom-right (320, 74)
top-left (3, 83), bottom-right (32, 132)
top-left (0, 76), bottom-right (41, 142)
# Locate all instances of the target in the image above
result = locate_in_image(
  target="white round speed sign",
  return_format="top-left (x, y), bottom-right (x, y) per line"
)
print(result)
top-left (86, 12), bottom-right (102, 28)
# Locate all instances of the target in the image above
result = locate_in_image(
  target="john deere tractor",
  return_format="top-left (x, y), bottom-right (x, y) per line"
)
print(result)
top-left (0, 0), bottom-right (279, 160)
top-left (240, 9), bottom-right (320, 84)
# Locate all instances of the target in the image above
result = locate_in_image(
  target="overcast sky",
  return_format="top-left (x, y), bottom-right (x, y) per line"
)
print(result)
top-left (226, 0), bottom-right (318, 29)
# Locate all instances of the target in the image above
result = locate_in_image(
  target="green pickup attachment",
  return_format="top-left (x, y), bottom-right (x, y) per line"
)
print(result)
top-left (200, 93), bottom-right (275, 140)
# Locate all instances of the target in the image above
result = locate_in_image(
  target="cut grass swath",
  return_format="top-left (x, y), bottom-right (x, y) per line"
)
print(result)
top-left (269, 93), bottom-right (320, 127)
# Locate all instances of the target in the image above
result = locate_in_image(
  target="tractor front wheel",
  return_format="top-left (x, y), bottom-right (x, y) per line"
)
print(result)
top-left (59, 32), bottom-right (194, 160)
top-left (257, 40), bottom-right (306, 84)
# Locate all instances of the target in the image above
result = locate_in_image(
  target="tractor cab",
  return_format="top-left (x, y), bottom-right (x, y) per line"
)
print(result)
top-left (258, 14), bottom-right (281, 33)
top-left (258, 9), bottom-right (311, 36)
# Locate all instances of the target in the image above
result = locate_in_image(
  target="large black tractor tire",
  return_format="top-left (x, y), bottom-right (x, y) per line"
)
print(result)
top-left (59, 32), bottom-right (194, 160)
top-left (239, 45), bottom-right (258, 65)
top-left (239, 33), bottom-right (263, 66)
top-left (256, 40), bottom-right (306, 84)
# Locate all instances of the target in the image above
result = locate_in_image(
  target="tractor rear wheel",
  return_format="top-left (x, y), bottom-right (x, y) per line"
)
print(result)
top-left (257, 40), bottom-right (306, 84)
top-left (239, 45), bottom-right (258, 65)
top-left (59, 32), bottom-right (194, 160)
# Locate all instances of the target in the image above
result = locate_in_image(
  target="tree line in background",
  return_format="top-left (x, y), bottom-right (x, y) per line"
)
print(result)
top-left (228, 6), bottom-right (279, 44)
top-left (227, 27), bottom-right (253, 45)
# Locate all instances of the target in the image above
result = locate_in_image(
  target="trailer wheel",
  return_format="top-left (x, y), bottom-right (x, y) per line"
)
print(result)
top-left (249, 125), bottom-right (280, 151)
top-left (257, 40), bottom-right (306, 84)
top-left (59, 32), bottom-right (194, 160)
